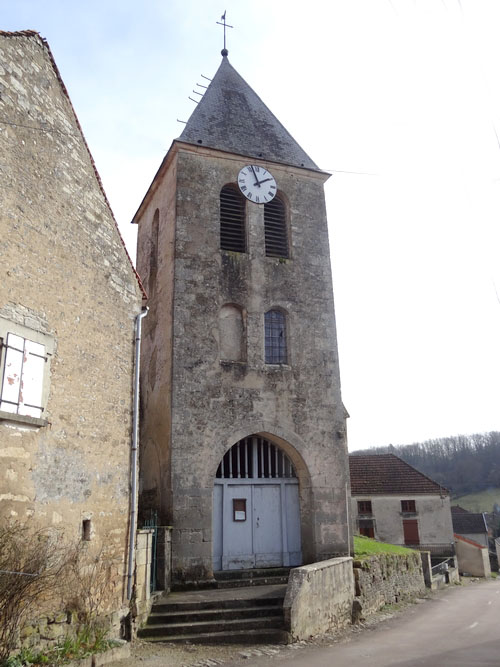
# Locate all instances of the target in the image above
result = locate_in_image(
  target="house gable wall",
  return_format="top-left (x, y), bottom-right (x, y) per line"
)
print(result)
top-left (0, 32), bottom-right (143, 612)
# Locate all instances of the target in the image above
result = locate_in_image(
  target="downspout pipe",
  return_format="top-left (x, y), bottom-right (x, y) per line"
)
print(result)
top-left (127, 307), bottom-right (148, 601)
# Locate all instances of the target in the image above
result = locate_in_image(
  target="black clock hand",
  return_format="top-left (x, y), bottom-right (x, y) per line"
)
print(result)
top-left (250, 165), bottom-right (261, 187)
top-left (255, 178), bottom-right (273, 185)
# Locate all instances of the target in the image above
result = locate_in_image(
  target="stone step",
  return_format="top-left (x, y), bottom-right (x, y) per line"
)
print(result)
top-left (141, 582), bottom-right (288, 645)
top-left (214, 567), bottom-right (290, 581)
top-left (153, 591), bottom-right (285, 614)
top-left (147, 604), bottom-right (283, 625)
top-left (216, 575), bottom-right (289, 588)
top-left (139, 627), bottom-right (290, 645)
top-left (138, 614), bottom-right (285, 638)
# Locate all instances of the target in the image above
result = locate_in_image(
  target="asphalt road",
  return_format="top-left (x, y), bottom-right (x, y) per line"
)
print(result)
top-left (230, 578), bottom-right (500, 667)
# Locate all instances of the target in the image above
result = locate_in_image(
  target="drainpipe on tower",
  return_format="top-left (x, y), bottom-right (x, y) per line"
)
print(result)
top-left (127, 307), bottom-right (148, 601)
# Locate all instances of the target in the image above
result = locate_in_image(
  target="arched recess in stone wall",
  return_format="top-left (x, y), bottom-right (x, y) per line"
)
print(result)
top-left (212, 433), bottom-right (311, 571)
top-left (219, 303), bottom-right (246, 362)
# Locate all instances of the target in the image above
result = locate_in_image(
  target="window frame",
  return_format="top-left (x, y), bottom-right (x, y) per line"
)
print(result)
top-left (0, 316), bottom-right (53, 426)
top-left (264, 308), bottom-right (288, 366)
top-left (401, 499), bottom-right (417, 514)
top-left (357, 500), bottom-right (373, 515)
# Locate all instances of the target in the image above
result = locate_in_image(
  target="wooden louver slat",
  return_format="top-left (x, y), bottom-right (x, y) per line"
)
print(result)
top-left (220, 186), bottom-right (246, 252)
top-left (264, 197), bottom-right (288, 258)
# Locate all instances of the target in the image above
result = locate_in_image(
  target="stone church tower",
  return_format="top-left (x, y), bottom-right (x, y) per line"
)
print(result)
top-left (134, 51), bottom-right (350, 584)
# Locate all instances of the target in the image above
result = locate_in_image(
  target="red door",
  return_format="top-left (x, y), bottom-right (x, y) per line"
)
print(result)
top-left (359, 519), bottom-right (375, 538)
top-left (403, 519), bottom-right (420, 545)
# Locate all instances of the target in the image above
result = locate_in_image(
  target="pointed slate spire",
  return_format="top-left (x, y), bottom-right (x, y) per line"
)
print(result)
top-left (179, 55), bottom-right (319, 171)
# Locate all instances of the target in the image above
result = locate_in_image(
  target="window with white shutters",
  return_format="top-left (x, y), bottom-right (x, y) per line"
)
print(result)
top-left (0, 318), bottom-right (53, 422)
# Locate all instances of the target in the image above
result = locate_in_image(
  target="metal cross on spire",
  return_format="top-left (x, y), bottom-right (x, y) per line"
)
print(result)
top-left (216, 10), bottom-right (233, 56)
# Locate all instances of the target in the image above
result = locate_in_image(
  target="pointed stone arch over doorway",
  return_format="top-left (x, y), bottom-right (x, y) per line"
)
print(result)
top-left (213, 435), bottom-right (302, 571)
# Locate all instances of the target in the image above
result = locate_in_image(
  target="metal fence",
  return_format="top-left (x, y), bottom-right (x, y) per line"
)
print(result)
top-left (407, 543), bottom-right (455, 557)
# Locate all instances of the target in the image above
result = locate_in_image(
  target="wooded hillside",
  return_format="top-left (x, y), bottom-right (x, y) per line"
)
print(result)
top-left (354, 431), bottom-right (500, 498)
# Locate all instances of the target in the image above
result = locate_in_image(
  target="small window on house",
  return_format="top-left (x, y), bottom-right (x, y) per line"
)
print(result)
top-left (82, 519), bottom-right (92, 541)
top-left (265, 309), bottom-right (287, 364)
top-left (219, 304), bottom-right (245, 362)
top-left (264, 195), bottom-right (288, 258)
top-left (401, 499), bottom-right (417, 513)
top-left (0, 318), bottom-right (53, 422)
top-left (358, 500), bottom-right (372, 515)
top-left (220, 185), bottom-right (246, 252)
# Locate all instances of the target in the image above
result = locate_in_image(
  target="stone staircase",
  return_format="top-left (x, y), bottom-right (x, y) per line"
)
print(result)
top-left (214, 567), bottom-right (290, 589)
top-left (138, 568), bottom-right (290, 644)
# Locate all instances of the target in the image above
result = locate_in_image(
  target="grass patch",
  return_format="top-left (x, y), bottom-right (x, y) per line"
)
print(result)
top-left (2, 629), bottom-right (118, 667)
top-left (354, 535), bottom-right (416, 557)
top-left (452, 487), bottom-right (500, 512)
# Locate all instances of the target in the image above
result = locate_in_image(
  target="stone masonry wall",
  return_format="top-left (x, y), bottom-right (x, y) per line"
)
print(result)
top-left (284, 557), bottom-right (354, 640)
top-left (352, 552), bottom-right (425, 620)
top-left (0, 31), bottom-right (143, 646)
top-left (136, 142), bottom-right (350, 583)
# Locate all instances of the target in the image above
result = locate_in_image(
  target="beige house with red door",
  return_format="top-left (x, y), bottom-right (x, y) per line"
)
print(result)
top-left (349, 454), bottom-right (455, 557)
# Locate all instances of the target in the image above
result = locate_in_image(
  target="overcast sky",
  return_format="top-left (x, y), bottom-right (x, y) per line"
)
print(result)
top-left (3, 0), bottom-right (500, 451)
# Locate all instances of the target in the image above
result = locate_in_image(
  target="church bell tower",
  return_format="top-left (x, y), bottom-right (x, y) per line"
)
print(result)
top-left (134, 48), bottom-right (350, 585)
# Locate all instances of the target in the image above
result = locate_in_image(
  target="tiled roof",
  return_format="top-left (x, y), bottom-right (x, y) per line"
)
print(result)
top-left (179, 54), bottom-right (319, 171)
top-left (451, 505), bottom-right (470, 514)
top-left (349, 454), bottom-right (447, 495)
top-left (452, 512), bottom-right (487, 535)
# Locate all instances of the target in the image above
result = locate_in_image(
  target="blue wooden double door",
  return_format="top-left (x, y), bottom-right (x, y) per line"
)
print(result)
top-left (212, 436), bottom-right (302, 571)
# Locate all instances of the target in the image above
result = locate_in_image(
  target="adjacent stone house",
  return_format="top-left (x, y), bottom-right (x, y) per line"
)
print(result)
top-left (350, 454), bottom-right (454, 556)
top-left (134, 50), bottom-right (350, 585)
top-left (0, 30), bottom-right (144, 631)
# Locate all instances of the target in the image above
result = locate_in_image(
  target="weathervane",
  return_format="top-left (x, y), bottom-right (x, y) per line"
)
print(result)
top-left (216, 10), bottom-right (233, 56)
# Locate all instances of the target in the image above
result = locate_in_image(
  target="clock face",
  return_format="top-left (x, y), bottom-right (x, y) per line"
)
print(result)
top-left (237, 165), bottom-right (277, 204)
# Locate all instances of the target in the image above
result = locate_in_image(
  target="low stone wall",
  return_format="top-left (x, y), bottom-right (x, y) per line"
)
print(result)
top-left (283, 557), bottom-right (354, 640)
top-left (135, 529), bottom-right (155, 606)
top-left (134, 526), bottom-right (172, 630)
top-left (352, 552), bottom-right (425, 620)
top-left (18, 605), bottom-right (128, 656)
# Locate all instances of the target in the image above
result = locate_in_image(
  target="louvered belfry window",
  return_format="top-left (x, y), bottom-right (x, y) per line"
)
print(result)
top-left (264, 196), bottom-right (288, 258)
top-left (220, 185), bottom-right (246, 252)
